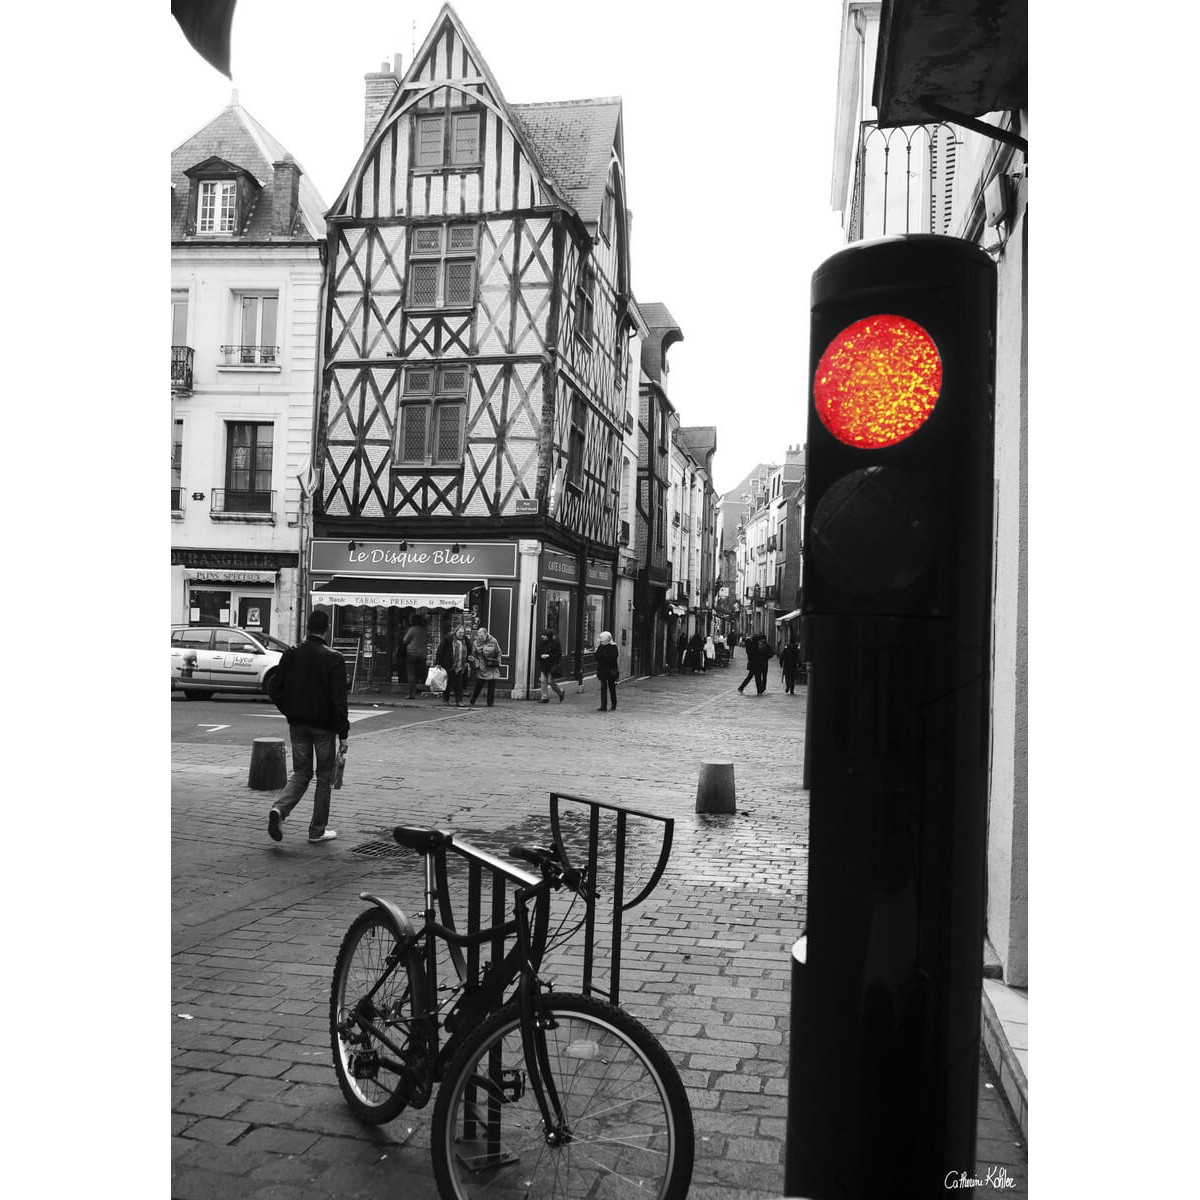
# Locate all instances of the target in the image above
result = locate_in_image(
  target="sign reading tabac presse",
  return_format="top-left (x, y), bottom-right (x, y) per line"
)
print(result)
top-left (309, 539), bottom-right (518, 579)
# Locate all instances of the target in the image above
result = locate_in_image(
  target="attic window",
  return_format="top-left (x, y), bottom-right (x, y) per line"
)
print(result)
top-left (414, 111), bottom-right (481, 169)
top-left (599, 184), bottom-right (614, 242)
top-left (198, 180), bottom-right (237, 234)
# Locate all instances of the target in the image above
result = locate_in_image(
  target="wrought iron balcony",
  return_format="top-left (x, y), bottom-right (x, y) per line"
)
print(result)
top-left (210, 488), bottom-right (275, 516)
top-left (219, 344), bottom-right (279, 366)
top-left (172, 345), bottom-right (194, 392)
top-left (848, 119), bottom-right (959, 244)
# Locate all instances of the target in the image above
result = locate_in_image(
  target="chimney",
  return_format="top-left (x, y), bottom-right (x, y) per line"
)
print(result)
top-left (364, 55), bottom-right (401, 144)
top-left (272, 155), bottom-right (302, 237)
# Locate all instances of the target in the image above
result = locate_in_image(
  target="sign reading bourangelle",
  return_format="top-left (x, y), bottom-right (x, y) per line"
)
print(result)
top-left (813, 314), bottom-right (942, 449)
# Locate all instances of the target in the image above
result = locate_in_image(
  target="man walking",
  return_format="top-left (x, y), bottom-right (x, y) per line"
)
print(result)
top-left (737, 633), bottom-right (774, 696)
top-left (780, 637), bottom-right (802, 694)
top-left (265, 609), bottom-right (349, 844)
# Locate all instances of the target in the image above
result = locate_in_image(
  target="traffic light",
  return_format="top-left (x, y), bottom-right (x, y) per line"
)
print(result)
top-left (788, 236), bottom-right (997, 1198)
top-left (803, 235), bottom-right (995, 621)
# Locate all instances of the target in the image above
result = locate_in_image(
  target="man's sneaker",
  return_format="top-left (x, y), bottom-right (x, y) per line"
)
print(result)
top-left (308, 830), bottom-right (338, 844)
top-left (268, 809), bottom-right (283, 842)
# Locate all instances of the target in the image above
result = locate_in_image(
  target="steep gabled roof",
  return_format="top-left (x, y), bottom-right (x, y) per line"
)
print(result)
top-left (639, 302), bottom-right (684, 383)
top-left (511, 98), bottom-right (622, 226)
top-left (170, 98), bottom-right (327, 240)
top-left (679, 426), bottom-right (718, 469)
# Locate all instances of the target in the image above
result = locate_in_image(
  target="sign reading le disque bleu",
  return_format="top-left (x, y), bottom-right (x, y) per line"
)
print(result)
top-left (309, 539), bottom-right (517, 578)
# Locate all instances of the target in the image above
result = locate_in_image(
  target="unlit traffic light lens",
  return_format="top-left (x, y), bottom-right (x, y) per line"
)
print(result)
top-left (814, 314), bottom-right (942, 449)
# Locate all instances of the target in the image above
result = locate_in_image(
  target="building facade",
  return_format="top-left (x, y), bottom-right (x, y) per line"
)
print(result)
top-left (830, 0), bottom-right (1028, 988)
top-left (632, 304), bottom-right (683, 677)
top-left (170, 96), bottom-right (328, 642)
top-left (310, 6), bottom-right (638, 698)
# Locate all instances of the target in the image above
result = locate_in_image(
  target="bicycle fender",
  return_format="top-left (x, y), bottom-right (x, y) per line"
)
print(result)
top-left (357, 892), bottom-right (419, 943)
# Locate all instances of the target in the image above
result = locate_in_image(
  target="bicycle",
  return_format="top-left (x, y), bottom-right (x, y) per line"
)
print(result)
top-left (329, 794), bottom-right (695, 1199)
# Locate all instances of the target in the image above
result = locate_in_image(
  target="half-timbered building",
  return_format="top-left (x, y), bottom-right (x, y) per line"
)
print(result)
top-left (309, 4), bottom-right (637, 698)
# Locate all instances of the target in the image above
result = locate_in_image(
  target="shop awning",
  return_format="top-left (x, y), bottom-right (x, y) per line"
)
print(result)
top-left (774, 608), bottom-right (803, 623)
top-left (311, 577), bottom-right (483, 610)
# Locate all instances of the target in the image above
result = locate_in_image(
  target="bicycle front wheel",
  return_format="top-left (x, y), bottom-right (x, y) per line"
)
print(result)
top-left (432, 993), bottom-right (694, 1199)
top-left (330, 909), bottom-right (427, 1124)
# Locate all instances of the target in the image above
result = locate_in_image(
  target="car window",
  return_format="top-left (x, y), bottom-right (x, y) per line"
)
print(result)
top-left (213, 631), bottom-right (260, 654)
top-left (177, 629), bottom-right (212, 648)
top-left (262, 635), bottom-right (291, 653)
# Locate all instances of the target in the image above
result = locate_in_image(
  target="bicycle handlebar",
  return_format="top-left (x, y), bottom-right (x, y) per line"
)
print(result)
top-left (509, 843), bottom-right (592, 899)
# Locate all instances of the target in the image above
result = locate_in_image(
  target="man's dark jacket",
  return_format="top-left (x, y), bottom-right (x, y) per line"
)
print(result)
top-left (536, 633), bottom-right (563, 675)
top-left (267, 634), bottom-right (350, 737)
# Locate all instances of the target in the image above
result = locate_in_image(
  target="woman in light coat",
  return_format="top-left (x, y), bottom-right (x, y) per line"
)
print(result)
top-left (469, 627), bottom-right (502, 707)
top-left (595, 631), bottom-right (620, 712)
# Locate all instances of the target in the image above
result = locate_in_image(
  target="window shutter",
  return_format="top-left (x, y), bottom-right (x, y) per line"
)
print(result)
top-left (416, 116), bottom-right (445, 167)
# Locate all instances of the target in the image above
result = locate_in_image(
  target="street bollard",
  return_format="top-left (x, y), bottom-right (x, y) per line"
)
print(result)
top-left (248, 737), bottom-right (287, 790)
top-left (695, 760), bottom-right (735, 814)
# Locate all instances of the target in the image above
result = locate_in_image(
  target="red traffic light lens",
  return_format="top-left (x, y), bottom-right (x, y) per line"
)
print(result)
top-left (814, 314), bottom-right (942, 449)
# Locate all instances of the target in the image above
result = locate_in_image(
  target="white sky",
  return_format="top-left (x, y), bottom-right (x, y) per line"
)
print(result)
top-left (167, 0), bottom-right (848, 496)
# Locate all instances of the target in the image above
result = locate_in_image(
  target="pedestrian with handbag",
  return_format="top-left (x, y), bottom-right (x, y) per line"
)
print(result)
top-left (595, 630), bottom-right (620, 712)
top-left (435, 624), bottom-right (471, 706)
top-left (469, 627), bottom-right (502, 706)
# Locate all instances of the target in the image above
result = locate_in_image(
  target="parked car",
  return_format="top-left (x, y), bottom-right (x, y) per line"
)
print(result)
top-left (171, 625), bottom-right (291, 699)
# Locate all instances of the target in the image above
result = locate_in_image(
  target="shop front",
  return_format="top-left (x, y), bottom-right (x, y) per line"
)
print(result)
top-left (536, 550), bottom-right (614, 684)
top-left (171, 550), bottom-right (301, 639)
top-left (307, 539), bottom-right (519, 694)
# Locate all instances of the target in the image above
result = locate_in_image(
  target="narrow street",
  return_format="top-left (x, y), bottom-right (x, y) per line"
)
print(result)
top-left (172, 654), bottom-right (1026, 1198)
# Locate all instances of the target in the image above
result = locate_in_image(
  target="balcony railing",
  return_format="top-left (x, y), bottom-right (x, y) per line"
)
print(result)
top-left (172, 345), bottom-right (194, 392)
top-left (210, 488), bottom-right (275, 515)
top-left (219, 344), bottom-right (279, 366)
top-left (848, 119), bottom-right (959, 244)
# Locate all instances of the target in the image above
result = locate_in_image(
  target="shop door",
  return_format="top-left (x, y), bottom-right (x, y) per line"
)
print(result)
top-left (237, 596), bottom-right (272, 635)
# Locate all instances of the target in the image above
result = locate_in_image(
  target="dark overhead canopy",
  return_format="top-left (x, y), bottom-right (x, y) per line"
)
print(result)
top-left (873, 0), bottom-right (1027, 128)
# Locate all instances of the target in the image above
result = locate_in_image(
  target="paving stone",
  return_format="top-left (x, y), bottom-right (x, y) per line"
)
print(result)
top-left (173, 666), bottom-right (1025, 1198)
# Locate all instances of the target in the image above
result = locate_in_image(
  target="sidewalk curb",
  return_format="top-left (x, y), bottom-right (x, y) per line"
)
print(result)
top-left (981, 979), bottom-right (1028, 1140)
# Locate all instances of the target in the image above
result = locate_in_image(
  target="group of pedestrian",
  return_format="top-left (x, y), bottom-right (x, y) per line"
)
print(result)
top-left (401, 614), bottom-right (502, 707)
top-left (676, 630), bottom-right (725, 673)
top-left (735, 632), bottom-right (804, 695)
top-left (536, 626), bottom-right (620, 711)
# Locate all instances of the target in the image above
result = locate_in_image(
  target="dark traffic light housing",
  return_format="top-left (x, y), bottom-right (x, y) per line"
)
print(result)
top-left (789, 236), bottom-right (997, 1198)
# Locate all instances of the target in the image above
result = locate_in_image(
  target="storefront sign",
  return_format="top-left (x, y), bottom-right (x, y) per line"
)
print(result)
top-left (541, 551), bottom-right (578, 584)
top-left (309, 539), bottom-right (517, 578)
top-left (586, 560), bottom-right (614, 589)
top-left (173, 549), bottom-right (297, 569)
top-left (182, 568), bottom-right (277, 584)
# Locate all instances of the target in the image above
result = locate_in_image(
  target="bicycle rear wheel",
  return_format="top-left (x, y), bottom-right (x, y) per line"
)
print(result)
top-left (432, 993), bottom-right (694, 1199)
top-left (330, 909), bottom-right (427, 1124)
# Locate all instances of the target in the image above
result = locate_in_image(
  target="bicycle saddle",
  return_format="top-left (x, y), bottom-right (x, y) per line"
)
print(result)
top-left (393, 826), bottom-right (452, 853)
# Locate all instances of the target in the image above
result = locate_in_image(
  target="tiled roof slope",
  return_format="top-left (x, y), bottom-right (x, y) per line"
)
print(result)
top-left (511, 98), bottom-right (621, 225)
top-left (639, 302), bottom-right (684, 383)
top-left (170, 100), bottom-right (327, 241)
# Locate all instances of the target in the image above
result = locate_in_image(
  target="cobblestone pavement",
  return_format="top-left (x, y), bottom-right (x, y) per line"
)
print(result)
top-left (172, 654), bottom-right (1026, 1198)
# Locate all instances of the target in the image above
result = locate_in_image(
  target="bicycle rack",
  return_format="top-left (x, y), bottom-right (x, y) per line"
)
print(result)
top-left (549, 792), bottom-right (675, 1006)
top-left (423, 794), bottom-right (674, 1011)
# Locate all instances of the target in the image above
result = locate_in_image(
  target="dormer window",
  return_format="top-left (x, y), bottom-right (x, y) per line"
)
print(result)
top-left (198, 180), bottom-right (237, 234)
top-left (184, 157), bottom-right (260, 238)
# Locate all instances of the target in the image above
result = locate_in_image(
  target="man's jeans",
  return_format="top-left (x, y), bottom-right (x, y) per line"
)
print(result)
top-left (275, 724), bottom-right (337, 837)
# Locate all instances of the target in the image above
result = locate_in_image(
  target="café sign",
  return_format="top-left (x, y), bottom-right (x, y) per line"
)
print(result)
top-left (309, 539), bottom-right (517, 578)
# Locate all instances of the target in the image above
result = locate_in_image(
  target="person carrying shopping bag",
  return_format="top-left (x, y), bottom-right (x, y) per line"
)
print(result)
top-left (435, 624), bottom-right (472, 706)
